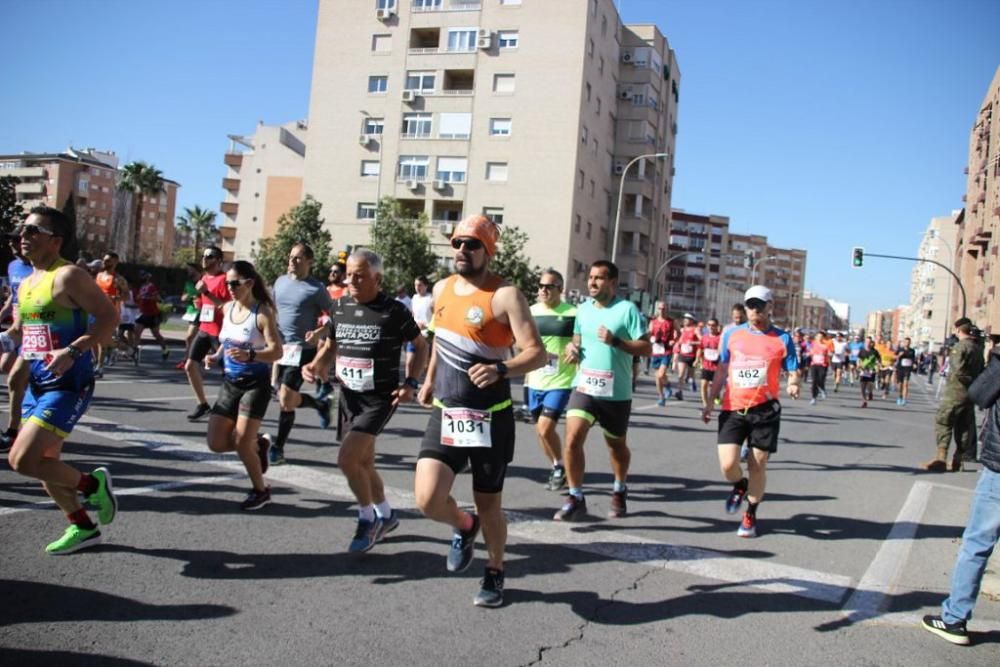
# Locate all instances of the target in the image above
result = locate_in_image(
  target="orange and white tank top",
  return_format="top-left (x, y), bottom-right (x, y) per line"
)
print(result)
top-left (96, 272), bottom-right (117, 300)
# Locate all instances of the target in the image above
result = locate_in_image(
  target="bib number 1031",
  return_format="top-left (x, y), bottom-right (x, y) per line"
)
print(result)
top-left (441, 407), bottom-right (491, 448)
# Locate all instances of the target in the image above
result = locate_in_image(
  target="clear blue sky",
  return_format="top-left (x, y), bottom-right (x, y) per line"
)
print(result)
top-left (2, 0), bottom-right (998, 322)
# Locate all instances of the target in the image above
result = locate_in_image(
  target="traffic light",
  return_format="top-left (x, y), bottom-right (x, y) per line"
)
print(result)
top-left (851, 247), bottom-right (864, 268)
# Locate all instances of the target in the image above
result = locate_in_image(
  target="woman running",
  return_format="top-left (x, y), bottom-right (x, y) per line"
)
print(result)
top-left (204, 261), bottom-right (282, 510)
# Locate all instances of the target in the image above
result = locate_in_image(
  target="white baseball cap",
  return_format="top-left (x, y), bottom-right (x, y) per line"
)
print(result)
top-left (744, 285), bottom-right (773, 303)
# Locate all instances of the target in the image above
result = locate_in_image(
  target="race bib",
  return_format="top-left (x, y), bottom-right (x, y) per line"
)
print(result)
top-left (336, 356), bottom-right (375, 391)
top-left (539, 354), bottom-right (560, 376)
top-left (441, 407), bottom-right (491, 448)
top-left (680, 343), bottom-right (694, 355)
top-left (22, 324), bottom-right (54, 360)
top-left (811, 354), bottom-right (826, 364)
top-left (200, 304), bottom-right (216, 321)
top-left (280, 344), bottom-right (302, 366)
top-left (652, 343), bottom-right (666, 356)
top-left (578, 368), bottom-right (614, 398)
top-left (732, 361), bottom-right (767, 389)
top-left (703, 348), bottom-right (719, 362)
top-left (900, 358), bottom-right (913, 367)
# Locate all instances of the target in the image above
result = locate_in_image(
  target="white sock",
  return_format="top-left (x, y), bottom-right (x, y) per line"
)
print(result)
top-left (358, 504), bottom-right (376, 522)
top-left (374, 500), bottom-right (392, 518)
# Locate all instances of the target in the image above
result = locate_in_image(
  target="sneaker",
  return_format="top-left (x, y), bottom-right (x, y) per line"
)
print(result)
top-left (546, 467), bottom-right (567, 492)
top-left (737, 512), bottom-right (757, 538)
top-left (665, 387), bottom-right (673, 399)
top-left (187, 402), bottom-right (211, 421)
top-left (316, 382), bottom-right (334, 401)
top-left (819, 390), bottom-right (827, 400)
top-left (921, 614), bottom-right (970, 646)
top-left (900, 399), bottom-right (906, 406)
top-left (175, 359), bottom-right (187, 370)
top-left (810, 398), bottom-right (817, 405)
top-left (446, 513), bottom-right (480, 572)
top-left (656, 398), bottom-right (666, 407)
top-left (608, 490), bottom-right (627, 518)
top-left (269, 447), bottom-right (286, 466)
top-left (377, 511), bottom-right (400, 540)
top-left (349, 518), bottom-right (381, 553)
top-left (257, 433), bottom-right (272, 475)
top-left (725, 482), bottom-right (747, 514)
top-left (45, 524), bottom-right (102, 555)
top-left (553, 494), bottom-right (587, 521)
top-left (922, 459), bottom-right (948, 472)
top-left (93, 368), bottom-right (104, 380)
top-left (0, 428), bottom-right (17, 451)
top-left (861, 400), bottom-right (867, 408)
top-left (87, 467), bottom-right (118, 525)
top-left (161, 347), bottom-right (170, 361)
top-left (240, 486), bottom-right (271, 511)
top-left (317, 398), bottom-right (332, 430)
top-left (474, 567), bottom-right (505, 608)
top-left (674, 390), bottom-right (683, 401)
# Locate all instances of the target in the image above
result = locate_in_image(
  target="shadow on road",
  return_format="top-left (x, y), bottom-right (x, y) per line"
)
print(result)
top-left (0, 648), bottom-right (156, 666)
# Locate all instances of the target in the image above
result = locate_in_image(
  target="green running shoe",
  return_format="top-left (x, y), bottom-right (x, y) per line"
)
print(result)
top-left (87, 467), bottom-right (118, 525)
top-left (45, 524), bottom-right (102, 555)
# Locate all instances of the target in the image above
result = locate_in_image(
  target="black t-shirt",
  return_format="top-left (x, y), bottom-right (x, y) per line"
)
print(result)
top-left (331, 292), bottom-right (421, 394)
top-left (896, 347), bottom-right (916, 370)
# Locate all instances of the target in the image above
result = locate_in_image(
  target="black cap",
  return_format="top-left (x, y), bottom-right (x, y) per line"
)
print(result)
top-left (954, 317), bottom-right (972, 328)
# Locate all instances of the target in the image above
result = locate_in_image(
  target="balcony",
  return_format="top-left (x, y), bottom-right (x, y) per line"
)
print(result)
top-left (412, 0), bottom-right (481, 11)
top-left (219, 225), bottom-right (237, 240)
top-left (223, 153), bottom-right (243, 167)
top-left (220, 201), bottom-right (238, 215)
top-left (15, 182), bottom-right (45, 195)
top-left (222, 177), bottom-right (240, 191)
top-left (2, 166), bottom-right (45, 179)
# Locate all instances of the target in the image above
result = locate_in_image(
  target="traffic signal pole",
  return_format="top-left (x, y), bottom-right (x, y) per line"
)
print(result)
top-left (862, 252), bottom-right (967, 318)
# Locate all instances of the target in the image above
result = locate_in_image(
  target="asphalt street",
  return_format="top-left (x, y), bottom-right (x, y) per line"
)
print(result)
top-left (1, 347), bottom-right (998, 666)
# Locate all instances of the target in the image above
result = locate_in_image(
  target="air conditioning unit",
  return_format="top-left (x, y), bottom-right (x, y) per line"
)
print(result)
top-left (618, 88), bottom-right (631, 100)
top-left (477, 28), bottom-right (490, 38)
top-left (622, 51), bottom-right (633, 63)
top-left (613, 161), bottom-right (625, 174)
top-left (376, 8), bottom-right (393, 20)
top-left (433, 179), bottom-right (447, 190)
top-left (401, 90), bottom-right (417, 103)
top-left (358, 134), bottom-right (371, 146)
top-left (439, 222), bottom-right (455, 236)
top-left (406, 179), bottom-right (420, 190)
top-left (477, 35), bottom-right (492, 49)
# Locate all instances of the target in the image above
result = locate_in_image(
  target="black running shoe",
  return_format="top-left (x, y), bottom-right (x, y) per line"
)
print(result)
top-left (553, 494), bottom-right (587, 521)
top-left (474, 567), bottom-right (505, 608)
top-left (725, 482), bottom-right (747, 514)
top-left (446, 513), bottom-right (480, 573)
top-left (921, 614), bottom-right (969, 646)
top-left (187, 402), bottom-right (211, 421)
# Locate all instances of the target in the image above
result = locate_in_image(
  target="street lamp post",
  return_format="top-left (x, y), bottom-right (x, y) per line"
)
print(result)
top-left (929, 231), bottom-right (955, 326)
top-left (749, 255), bottom-right (779, 285)
top-left (610, 152), bottom-right (670, 264)
top-left (651, 247), bottom-right (704, 307)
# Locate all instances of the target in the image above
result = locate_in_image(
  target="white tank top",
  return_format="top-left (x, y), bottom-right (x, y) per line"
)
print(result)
top-left (219, 302), bottom-right (268, 379)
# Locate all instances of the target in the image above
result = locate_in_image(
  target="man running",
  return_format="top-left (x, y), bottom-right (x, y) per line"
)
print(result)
top-left (648, 301), bottom-right (676, 406)
top-left (134, 270), bottom-right (170, 362)
top-left (830, 332), bottom-right (848, 392)
top-left (723, 303), bottom-right (747, 335)
top-left (270, 243), bottom-right (335, 465)
top-left (525, 269), bottom-right (577, 491)
top-left (184, 246), bottom-right (230, 421)
top-left (857, 337), bottom-right (880, 408)
top-left (415, 214), bottom-right (545, 608)
top-left (3, 207), bottom-right (119, 554)
top-left (0, 233), bottom-right (34, 449)
top-left (875, 335), bottom-right (896, 399)
top-left (94, 252), bottom-right (129, 377)
top-left (553, 260), bottom-right (651, 522)
top-left (327, 262), bottom-right (348, 300)
top-left (672, 313), bottom-right (700, 401)
top-left (408, 275), bottom-right (434, 375)
top-left (894, 337), bottom-right (916, 406)
top-left (303, 250), bottom-right (427, 552)
top-left (808, 332), bottom-right (830, 405)
top-left (846, 333), bottom-right (864, 385)
top-left (699, 318), bottom-right (722, 408)
top-left (702, 285), bottom-right (800, 538)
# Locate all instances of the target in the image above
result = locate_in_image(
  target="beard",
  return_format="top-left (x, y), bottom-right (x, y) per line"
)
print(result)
top-left (455, 257), bottom-right (486, 278)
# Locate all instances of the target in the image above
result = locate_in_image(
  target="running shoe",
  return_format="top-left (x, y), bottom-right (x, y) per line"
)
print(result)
top-left (93, 368), bottom-right (104, 380)
top-left (546, 466), bottom-right (567, 491)
top-left (175, 359), bottom-right (187, 370)
top-left (257, 433), bottom-right (272, 475)
top-left (818, 390), bottom-right (826, 400)
top-left (737, 512), bottom-right (757, 538)
top-left (377, 511), bottom-right (400, 540)
top-left (45, 524), bottom-right (102, 555)
top-left (0, 428), bottom-right (17, 451)
top-left (161, 347), bottom-right (170, 361)
top-left (553, 494), bottom-right (587, 521)
top-left (861, 400), bottom-right (867, 408)
top-left (900, 399), bottom-right (906, 406)
top-left (809, 398), bottom-right (816, 405)
top-left (656, 398), bottom-right (666, 407)
top-left (187, 402), bottom-right (211, 421)
top-left (240, 487), bottom-right (271, 511)
top-left (316, 382), bottom-right (334, 401)
top-left (87, 467), bottom-right (118, 525)
top-left (725, 482), bottom-right (747, 514)
top-left (318, 398), bottom-right (332, 430)
top-left (474, 567), bottom-right (505, 608)
top-left (674, 390), bottom-right (683, 401)
top-left (349, 518), bottom-right (381, 553)
top-left (608, 490), bottom-right (627, 518)
top-left (739, 443), bottom-right (749, 462)
top-left (922, 458), bottom-right (948, 472)
top-left (446, 513), bottom-right (480, 572)
top-left (920, 615), bottom-right (969, 646)
top-left (665, 387), bottom-right (673, 399)
top-left (269, 447), bottom-right (286, 466)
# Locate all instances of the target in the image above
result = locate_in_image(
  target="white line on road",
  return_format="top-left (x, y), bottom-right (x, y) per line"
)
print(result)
top-left (863, 611), bottom-right (1000, 633)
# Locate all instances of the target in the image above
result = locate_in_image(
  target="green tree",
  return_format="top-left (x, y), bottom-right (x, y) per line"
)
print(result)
top-left (0, 175), bottom-right (20, 235)
top-left (173, 246), bottom-right (197, 267)
top-left (369, 197), bottom-right (439, 294)
top-left (117, 161), bottom-right (164, 261)
top-left (253, 195), bottom-right (332, 283)
top-left (175, 205), bottom-right (219, 259)
top-left (491, 225), bottom-right (541, 295)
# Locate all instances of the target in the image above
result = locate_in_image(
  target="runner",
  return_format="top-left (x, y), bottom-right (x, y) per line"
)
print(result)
top-left (302, 249), bottom-right (427, 552)
top-left (326, 261), bottom-right (348, 300)
top-left (269, 243), bottom-right (335, 465)
top-left (895, 336), bottom-right (916, 406)
top-left (846, 333), bottom-right (864, 385)
top-left (723, 303), bottom-right (747, 335)
top-left (808, 332), bottom-right (830, 405)
top-left (830, 332), bottom-right (848, 392)
top-left (648, 301), bottom-right (675, 406)
top-left (408, 275), bottom-right (434, 375)
top-left (184, 246), bottom-right (229, 421)
top-left (177, 263), bottom-right (202, 370)
top-left (115, 277), bottom-right (140, 366)
top-left (699, 318), bottom-right (722, 408)
top-left (553, 260), bottom-right (651, 522)
top-left (414, 214), bottom-right (545, 608)
top-left (134, 270), bottom-right (170, 362)
top-left (525, 269), bottom-right (577, 491)
top-left (875, 335), bottom-right (896, 399)
top-left (0, 233), bottom-right (34, 449)
top-left (702, 285), bottom-right (800, 538)
top-left (3, 206), bottom-right (120, 554)
top-left (203, 260), bottom-right (281, 510)
top-left (672, 313), bottom-right (700, 401)
top-left (857, 337), bottom-right (880, 408)
top-left (93, 252), bottom-right (129, 377)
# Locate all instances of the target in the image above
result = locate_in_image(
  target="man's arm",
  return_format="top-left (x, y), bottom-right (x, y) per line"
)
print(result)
top-left (468, 284), bottom-right (545, 388)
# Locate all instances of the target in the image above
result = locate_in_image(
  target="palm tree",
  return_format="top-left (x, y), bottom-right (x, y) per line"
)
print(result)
top-left (117, 161), bottom-right (164, 261)
top-left (176, 205), bottom-right (219, 259)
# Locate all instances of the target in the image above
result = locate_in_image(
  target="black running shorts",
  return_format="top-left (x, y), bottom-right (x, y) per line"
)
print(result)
top-left (338, 387), bottom-right (397, 436)
top-left (717, 399), bottom-right (782, 453)
top-left (212, 375), bottom-right (271, 421)
top-left (277, 347), bottom-right (319, 392)
top-left (190, 331), bottom-right (219, 362)
top-left (419, 405), bottom-right (515, 494)
top-left (566, 390), bottom-right (631, 439)
top-left (700, 369), bottom-right (716, 382)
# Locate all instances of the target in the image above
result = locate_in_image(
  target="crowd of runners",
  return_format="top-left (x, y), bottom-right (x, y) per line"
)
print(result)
top-left (1, 207), bottom-right (996, 620)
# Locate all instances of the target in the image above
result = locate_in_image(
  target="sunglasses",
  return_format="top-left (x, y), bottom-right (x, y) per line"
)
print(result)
top-left (538, 283), bottom-right (561, 291)
top-left (744, 299), bottom-right (768, 311)
top-left (203, 253), bottom-right (220, 260)
top-left (17, 223), bottom-right (58, 237)
top-left (226, 279), bottom-right (249, 289)
top-left (451, 237), bottom-right (483, 251)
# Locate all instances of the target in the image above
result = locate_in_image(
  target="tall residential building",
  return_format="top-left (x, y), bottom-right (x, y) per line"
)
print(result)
top-left (220, 120), bottom-right (307, 262)
top-left (956, 66), bottom-right (999, 334)
top-left (0, 148), bottom-right (179, 265)
top-left (302, 0), bottom-right (680, 294)
top-left (664, 209), bottom-right (738, 317)
top-left (907, 211), bottom-right (961, 349)
top-left (866, 307), bottom-right (904, 345)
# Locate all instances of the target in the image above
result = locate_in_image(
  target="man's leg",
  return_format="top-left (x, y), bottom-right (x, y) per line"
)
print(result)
top-left (604, 433), bottom-right (631, 488)
top-left (474, 489), bottom-right (506, 570)
top-left (746, 448), bottom-right (769, 504)
top-left (185, 359), bottom-right (208, 405)
top-left (414, 457), bottom-right (465, 528)
top-left (339, 431), bottom-right (378, 508)
top-left (5, 357), bottom-right (28, 435)
top-left (9, 423), bottom-right (83, 512)
top-left (535, 415), bottom-right (562, 465)
top-left (562, 416), bottom-right (591, 491)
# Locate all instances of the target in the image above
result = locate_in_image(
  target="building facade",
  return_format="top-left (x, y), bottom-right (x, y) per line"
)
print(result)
top-left (725, 232), bottom-right (806, 329)
top-left (906, 211), bottom-right (961, 349)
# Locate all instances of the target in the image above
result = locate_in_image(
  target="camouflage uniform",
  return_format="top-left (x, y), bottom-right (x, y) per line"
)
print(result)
top-left (929, 337), bottom-right (985, 470)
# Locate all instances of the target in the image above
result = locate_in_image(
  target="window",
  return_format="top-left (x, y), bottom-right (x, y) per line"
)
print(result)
top-left (376, 0), bottom-right (396, 9)
top-left (368, 75), bottom-right (388, 93)
top-left (585, 82), bottom-right (591, 101)
top-left (483, 207), bottom-right (504, 225)
top-left (402, 113), bottom-right (432, 137)
top-left (489, 118), bottom-right (512, 136)
top-left (447, 28), bottom-right (477, 52)
top-left (581, 125), bottom-right (588, 144)
top-left (363, 117), bottom-right (385, 135)
top-left (361, 161), bottom-right (380, 177)
top-left (596, 96), bottom-right (601, 115)
top-left (398, 155), bottom-right (429, 180)
top-left (439, 112), bottom-right (472, 138)
top-left (599, 55), bottom-right (604, 75)
top-left (497, 31), bottom-right (519, 48)
top-left (588, 38), bottom-right (594, 57)
top-left (589, 179), bottom-right (595, 197)
top-left (586, 222), bottom-right (592, 239)
top-left (591, 0), bottom-right (597, 17)
top-left (578, 169), bottom-right (585, 189)
top-left (358, 203), bottom-right (377, 220)
top-left (601, 15), bottom-right (607, 36)
top-left (372, 34), bottom-right (391, 53)
top-left (413, 0), bottom-right (441, 8)
top-left (500, 0), bottom-right (521, 4)
top-left (485, 162), bottom-right (508, 181)
top-left (405, 71), bottom-right (435, 92)
top-left (436, 157), bottom-right (468, 183)
top-left (575, 214), bottom-right (581, 233)
top-left (493, 73), bottom-right (515, 94)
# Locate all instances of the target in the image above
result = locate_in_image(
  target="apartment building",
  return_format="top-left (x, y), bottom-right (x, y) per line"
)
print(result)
top-left (220, 120), bottom-right (307, 262)
top-left (866, 307), bottom-right (903, 345)
top-left (956, 66), bottom-right (1000, 334)
top-left (663, 209), bottom-right (732, 316)
top-left (906, 212), bottom-right (961, 349)
top-left (725, 232), bottom-right (806, 328)
top-left (0, 148), bottom-right (179, 264)
top-left (301, 0), bottom-right (680, 294)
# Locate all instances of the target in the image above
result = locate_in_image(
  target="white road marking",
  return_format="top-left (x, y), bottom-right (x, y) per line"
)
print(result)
top-left (864, 611), bottom-right (1000, 633)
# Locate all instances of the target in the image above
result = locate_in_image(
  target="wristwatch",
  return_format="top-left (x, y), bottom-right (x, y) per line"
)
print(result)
top-left (495, 362), bottom-right (509, 378)
top-left (66, 344), bottom-right (84, 360)
top-left (403, 377), bottom-right (419, 390)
